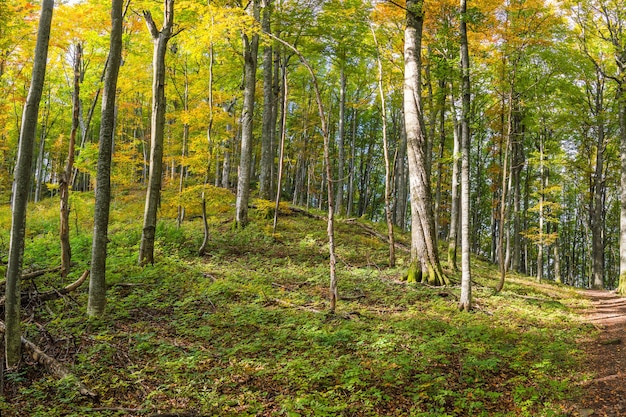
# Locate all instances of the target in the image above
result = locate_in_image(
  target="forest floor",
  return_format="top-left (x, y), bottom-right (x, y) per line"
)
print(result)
top-left (0, 187), bottom-right (617, 416)
top-left (576, 290), bottom-right (626, 417)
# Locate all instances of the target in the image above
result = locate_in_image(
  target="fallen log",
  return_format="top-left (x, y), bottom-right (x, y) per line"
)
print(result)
top-left (0, 320), bottom-right (97, 398)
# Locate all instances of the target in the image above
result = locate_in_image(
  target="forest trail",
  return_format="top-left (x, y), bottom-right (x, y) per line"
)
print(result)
top-left (576, 290), bottom-right (626, 417)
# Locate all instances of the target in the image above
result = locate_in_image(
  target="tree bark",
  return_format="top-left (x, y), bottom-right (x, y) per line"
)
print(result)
top-left (88, 0), bottom-right (124, 316)
top-left (273, 61), bottom-right (288, 234)
top-left (404, 0), bottom-right (447, 286)
top-left (139, 0), bottom-right (175, 264)
top-left (234, 0), bottom-right (260, 227)
top-left (335, 66), bottom-right (346, 216)
top-left (458, 0), bottom-right (472, 311)
top-left (5, 0), bottom-right (54, 367)
top-left (60, 43), bottom-right (82, 280)
top-left (448, 91), bottom-right (460, 270)
top-left (620, 80), bottom-right (626, 294)
top-left (259, 0), bottom-right (273, 200)
top-left (590, 72), bottom-right (606, 289)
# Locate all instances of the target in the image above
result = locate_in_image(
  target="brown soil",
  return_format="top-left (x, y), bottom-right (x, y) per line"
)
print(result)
top-left (576, 290), bottom-right (626, 417)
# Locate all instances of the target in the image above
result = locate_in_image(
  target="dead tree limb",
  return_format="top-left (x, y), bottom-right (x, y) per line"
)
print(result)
top-left (0, 270), bottom-right (88, 311)
top-left (0, 320), bottom-right (97, 398)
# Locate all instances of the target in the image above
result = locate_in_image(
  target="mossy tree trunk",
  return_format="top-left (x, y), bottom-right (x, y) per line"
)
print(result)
top-left (403, 0), bottom-right (447, 286)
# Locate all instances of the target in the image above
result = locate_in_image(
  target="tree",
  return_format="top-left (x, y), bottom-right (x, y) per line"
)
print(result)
top-left (458, 0), bottom-right (472, 311)
top-left (371, 23), bottom-right (395, 267)
top-left (59, 43), bottom-right (81, 280)
top-left (404, 0), bottom-right (448, 285)
top-left (259, 0), bottom-right (274, 201)
top-left (234, 0), bottom-right (260, 228)
top-left (5, 0), bottom-right (54, 367)
top-left (138, 0), bottom-right (175, 265)
top-left (87, 0), bottom-right (124, 317)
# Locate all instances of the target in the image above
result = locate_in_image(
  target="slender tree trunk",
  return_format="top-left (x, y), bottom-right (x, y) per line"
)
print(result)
top-left (619, 80), bottom-right (626, 294)
top-left (536, 134), bottom-right (545, 282)
top-left (5, 0), bottom-right (54, 366)
top-left (235, 0), bottom-right (260, 227)
top-left (458, 0), bottom-right (472, 311)
top-left (395, 120), bottom-right (408, 230)
top-left (448, 91), bottom-right (460, 270)
top-left (34, 94), bottom-right (50, 203)
top-left (347, 108), bottom-right (357, 217)
top-left (335, 66), bottom-right (346, 216)
top-left (174, 63), bottom-right (191, 228)
top-left (434, 79), bottom-right (446, 239)
top-left (60, 43), bottom-right (82, 280)
top-left (268, 34), bottom-right (338, 312)
top-left (273, 62), bottom-right (288, 233)
top-left (371, 25), bottom-right (395, 267)
top-left (138, 0), bottom-right (175, 265)
top-left (591, 75), bottom-right (606, 289)
top-left (495, 91), bottom-right (514, 294)
top-left (404, 0), bottom-right (447, 285)
top-left (553, 226), bottom-right (562, 284)
top-left (87, 0), bottom-right (123, 317)
top-left (259, 0), bottom-right (273, 200)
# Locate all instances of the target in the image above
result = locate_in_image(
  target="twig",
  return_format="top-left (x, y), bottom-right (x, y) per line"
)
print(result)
top-left (84, 407), bottom-right (144, 413)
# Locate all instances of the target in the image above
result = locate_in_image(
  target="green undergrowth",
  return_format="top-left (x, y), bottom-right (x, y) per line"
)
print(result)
top-left (0, 187), bottom-right (593, 416)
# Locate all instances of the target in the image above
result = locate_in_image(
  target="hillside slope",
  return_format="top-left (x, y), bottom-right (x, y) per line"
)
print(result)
top-left (0, 188), bottom-right (596, 416)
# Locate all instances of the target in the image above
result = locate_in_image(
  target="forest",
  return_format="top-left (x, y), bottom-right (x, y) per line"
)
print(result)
top-left (1, 0), bottom-right (626, 415)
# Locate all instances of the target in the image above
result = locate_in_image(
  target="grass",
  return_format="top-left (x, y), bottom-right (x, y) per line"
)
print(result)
top-left (0, 185), bottom-right (594, 416)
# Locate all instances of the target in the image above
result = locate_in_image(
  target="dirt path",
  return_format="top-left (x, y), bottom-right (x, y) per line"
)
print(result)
top-left (576, 290), bottom-right (626, 417)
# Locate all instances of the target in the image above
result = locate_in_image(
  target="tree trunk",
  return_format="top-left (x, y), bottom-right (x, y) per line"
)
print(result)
top-left (235, 0), bottom-right (260, 227)
top-left (371, 25), bottom-right (395, 267)
top-left (495, 91), bottom-right (514, 294)
top-left (273, 62), bottom-right (288, 234)
top-left (591, 74), bottom-right (606, 289)
top-left (268, 34), bottom-right (338, 312)
top-left (537, 140), bottom-right (544, 282)
top-left (448, 90), bottom-right (460, 270)
top-left (335, 66), bottom-right (346, 216)
top-left (88, 0), bottom-right (123, 317)
top-left (259, 0), bottom-right (273, 200)
top-left (138, 0), bottom-right (175, 265)
top-left (5, 0), bottom-right (54, 367)
top-left (404, 0), bottom-right (447, 286)
top-left (60, 43), bottom-right (81, 280)
top-left (458, 0), bottom-right (472, 311)
top-left (614, 91), bottom-right (624, 250)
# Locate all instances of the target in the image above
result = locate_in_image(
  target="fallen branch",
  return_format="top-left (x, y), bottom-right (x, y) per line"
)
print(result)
top-left (0, 266), bottom-right (64, 287)
top-left (343, 218), bottom-right (410, 252)
top-left (0, 320), bottom-right (97, 398)
top-left (84, 407), bottom-right (145, 413)
top-left (272, 298), bottom-right (324, 313)
top-left (34, 269), bottom-right (89, 302)
top-left (287, 205), bottom-right (325, 220)
top-left (586, 372), bottom-right (624, 384)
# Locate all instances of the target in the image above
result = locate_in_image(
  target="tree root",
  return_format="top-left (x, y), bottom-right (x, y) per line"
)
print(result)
top-left (0, 320), bottom-right (97, 398)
